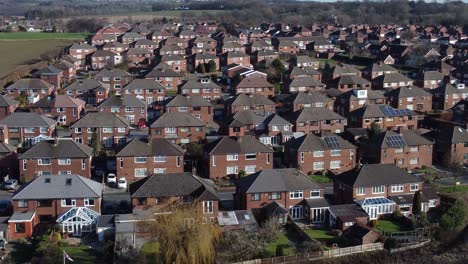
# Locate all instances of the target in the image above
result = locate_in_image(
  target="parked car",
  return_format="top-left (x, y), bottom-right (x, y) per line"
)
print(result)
top-left (3, 179), bottom-right (17, 190)
top-left (0, 200), bottom-right (12, 215)
top-left (107, 173), bottom-right (117, 184)
top-left (117, 177), bottom-right (127, 189)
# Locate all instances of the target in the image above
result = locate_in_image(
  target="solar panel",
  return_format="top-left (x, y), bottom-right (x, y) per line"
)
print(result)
top-left (379, 105), bottom-right (413, 117)
top-left (386, 135), bottom-right (405, 147)
top-left (325, 136), bottom-right (341, 149)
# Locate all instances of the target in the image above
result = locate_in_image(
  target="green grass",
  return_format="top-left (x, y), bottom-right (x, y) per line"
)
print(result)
top-left (318, 58), bottom-right (337, 68)
top-left (303, 228), bottom-right (337, 244)
top-left (439, 185), bottom-right (468, 195)
top-left (310, 174), bottom-right (332, 183)
top-left (0, 32), bottom-right (88, 40)
top-left (374, 219), bottom-right (411, 233)
top-left (61, 245), bottom-right (99, 264)
top-left (263, 233), bottom-right (296, 257)
top-left (415, 167), bottom-right (437, 174)
top-left (140, 241), bottom-right (160, 255)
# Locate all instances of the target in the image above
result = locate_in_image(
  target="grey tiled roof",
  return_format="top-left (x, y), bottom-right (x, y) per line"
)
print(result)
top-left (290, 66), bottom-right (321, 77)
top-left (166, 95), bottom-right (211, 107)
top-left (206, 135), bottom-right (273, 155)
top-left (71, 112), bottom-right (130, 128)
top-left (9, 211), bottom-right (35, 221)
top-left (150, 112), bottom-right (205, 128)
top-left (0, 112), bottom-right (56, 127)
top-left (0, 143), bottom-right (16, 153)
top-left (98, 95), bottom-right (146, 108)
top-left (7, 78), bottom-right (54, 90)
top-left (180, 78), bottom-right (221, 90)
top-left (287, 133), bottom-right (356, 152)
top-left (237, 168), bottom-right (321, 193)
top-left (236, 77), bottom-right (273, 88)
top-left (385, 86), bottom-right (431, 98)
top-left (328, 204), bottom-right (368, 219)
top-left (289, 77), bottom-right (325, 88)
top-left (93, 68), bottom-right (132, 78)
top-left (0, 94), bottom-right (18, 107)
top-left (291, 92), bottom-right (333, 104)
top-left (229, 94), bottom-right (275, 107)
top-left (12, 174), bottom-right (103, 200)
top-left (30, 95), bottom-right (85, 108)
top-left (370, 130), bottom-right (433, 149)
top-left (292, 108), bottom-right (345, 122)
top-left (116, 138), bottom-right (184, 157)
top-left (229, 110), bottom-right (268, 126)
top-left (20, 139), bottom-right (93, 159)
top-left (64, 79), bottom-right (103, 92)
top-left (432, 83), bottom-right (467, 95)
top-left (264, 114), bottom-right (292, 126)
top-left (124, 79), bottom-right (166, 90)
top-left (423, 70), bottom-right (445, 80)
top-left (145, 64), bottom-right (182, 78)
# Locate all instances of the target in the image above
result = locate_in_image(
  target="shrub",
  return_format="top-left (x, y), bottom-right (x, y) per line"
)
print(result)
top-left (384, 237), bottom-right (398, 249)
top-left (329, 229), bottom-right (342, 237)
top-left (51, 232), bottom-right (61, 243)
top-left (370, 220), bottom-right (378, 228)
top-left (392, 209), bottom-right (403, 220)
top-left (238, 170), bottom-right (246, 178)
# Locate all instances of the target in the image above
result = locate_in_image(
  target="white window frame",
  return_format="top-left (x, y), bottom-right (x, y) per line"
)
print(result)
top-left (356, 187), bottom-right (365, 196)
top-left (313, 151), bottom-right (324, 157)
top-left (372, 185), bottom-right (385, 194)
top-left (330, 160), bottom-right (341, 169)
top-left (58, 158), bottom-right (71, 165)
top-left (391, 184), bottom-right (404, 193)
top-left (289, 191), bottom-right (303, 199)
top-left (61, 199), bottom-right (76, 207)
top-left (410, 183), bottom-right (419, 191)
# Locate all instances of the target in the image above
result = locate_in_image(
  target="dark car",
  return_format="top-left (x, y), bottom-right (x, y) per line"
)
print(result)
top-left (0, 200), bottom-right (12, 216)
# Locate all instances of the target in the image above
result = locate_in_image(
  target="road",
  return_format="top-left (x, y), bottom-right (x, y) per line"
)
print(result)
top-left (434, 175), bottom-right (468, 186)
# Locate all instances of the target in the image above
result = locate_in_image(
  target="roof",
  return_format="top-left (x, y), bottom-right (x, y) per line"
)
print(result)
top-left (116, 138), bottom-right (183, 157)
top-left (96, 215), bottom-right (115, 229)
top-left (237, 168), bottom-right (322, 193)
top-left (264, 113), bottom-right (292, 126)
top-left (151, 112), bottom-right (204, 128)
top-left (124, 79), bottom-right (166, 90)
top-left (335, 75), bottom-right (370, 86)
top-left (363, 63), bottom-right (398, 74)
top-left (71, 112), bottom-right (130, 128)
top-left (375, 72), bottom-right (413, 83)
top-left (94, 68), bottom-right (131, 78)
top-left (38, 65), bottom-right (62, 75)
top-left (337, 89), bottom-right (385, 101)
top-left (334, 164), bottom-right (420, 188)
top-left (236, 77), bottom-right (273, 88)
top-left (166, 95), bottom-right (211, 107)
top-left (286, 133), bottom-right (356, 152)
top-left (145, 64), bottom-right (182, 78)
top-left (7, 78), bottom-right (53, 90)
top-left (305, 198), bottom-right (330, 208)
top-left (0, 142), bottom-right (16, 153)
top-left (229, 110), bottom-right (268, 126)
top-left (30, 95), bottom-right (85, 108)
top-left (64, 79), bottom-right (103, 92)
top-left (12, 175), bottom-right (103, 200)
top-left (328, 204), bottom-right (368, 219)
top-left (356, 104), bottom-right (415, 118)
top-left (70, 42), bottom-right (93, 49)
top-left (385, 86), bottom-right (431, 98)
top-left (432, 83), bottom-right (467, 95)
top-left (9, 211), bottom-right (35, 222)
top-left (370, 130), bottom-right (433, 149)
top-left (98, 95), bottom-right (146, 108)
top-left (91, 50), bottom-right (117, 57)
top-left (0, 112), bottom-right (56, 127)
top-left (0, 94), bottom-right (18, 107)
top-left (332, 64), bottom-right (361, 76)
top-left (130, 173), bottom-right (218, 200)
top-left (423, 70), bottom-right (445, 80)
top-left (441, 126), bottom-right (468, 144)
top-left (19, 139), bottom-right (93, 159)
top-left (228, 93), bottom-right (275, 107)
top-left (289, 77), bottom-right (325, 88)
top-left (206, 135), bottom-right (273, 155)
top-left (289, 92), bottom-right (333, 105)
top-left (290, 67), bottom-right (321, 77)
top-left (292, 108), bottom-right (345, 122)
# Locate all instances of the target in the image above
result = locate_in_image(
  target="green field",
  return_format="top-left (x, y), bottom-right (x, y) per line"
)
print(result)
top-left (0, 32), bottom-right (88, 40)
top-left (374, 219), bottom-right (411, 233)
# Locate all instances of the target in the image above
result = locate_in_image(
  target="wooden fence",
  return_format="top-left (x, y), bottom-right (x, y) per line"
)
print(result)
top-left (234, 242), bottom-right (384, 264)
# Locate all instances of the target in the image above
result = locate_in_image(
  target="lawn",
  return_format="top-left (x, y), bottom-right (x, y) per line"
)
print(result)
top-left (0, 32), bottom-right (88, 40)
top-left (303, 228), bottom-right (338, 244)
top-left (439, 185), bottom-right (468, 195)
top-left (415, 167), bottom-right (437, 175)
top-left (310, 174), bottom-right (332, 183)
top-left (374, 219), bottom-right (411, 233)
top-left (61, 245), bottom-right (99, 264)
top-left (263, 233), bottom-right (296, 257)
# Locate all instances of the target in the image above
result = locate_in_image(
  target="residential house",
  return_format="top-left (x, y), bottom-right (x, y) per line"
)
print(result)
top-left (235, 77), bottom-right (274, 98)
top-left (36, 65), bottom-right (63, 90)
top-left (119, 32), bottom-right (145, 45)
top-left (226, 93), bottom-right (276, 116)
top-left (431, 126), bottom-right (468, 165)
top-left (97, 95), bottom-right (147, 126)
top-left (385, 86), bottom-right (433, 112)
top-left (285, 134), bottom-right (356, 175)
top-left (64, 79), bottom-right (109, 106)
top-left (289, 108), bottom-right (346, 134)
top-left (165, 95), bottom-right (213, 124)
top-left (150, 112), bottom-right (206, 144)
top-left (335, 89), bottom-right (386, 116)
top-left (9, 174), bottom-right (102, 239)
top-left (68, 43), bottom-right (95, 60)
top-left (145, 63), bottom-right (183, 91)
top-left (372, 72), bottom-right (414, 89)
top-left (0, 95), bottom-right (18, 120)
top-left (0, 143), bottom-right (18, 180)
top-left (115, 138), bottom-right (184, 182)
top-left (295, 55), bottom-right (320, 69)
top-left (418, 71), bottom-right (445, 89)
top-left (349, 104), bottom-right (417, 131)
top-left (432, 83), bottom-right (468, 110)
top-left (259, 114), bottom-right (294, 147)
top-left (220, 51), bottom-right (251, 68)
top-left (323, 64), bottom-right (361, 81)
top-left (90, 50), bottom-right (121, 70)
top-left (0, 113), bottom-right (56, 147)
top-left (190, 36), bottom-right (217, 54)
top-left (123, 79), bottom-right (166, 106)
top-left (329, 75), bottom-right (371, 92)
top-left (29, 95), bottom-right (86, 126)
top-left (361, 63), bottom-right (399, 80)
top-left (288, 67), bottom-right (322, 81)
top-left (205, 136), bottom-right (273, 179)
top-left (93, 68), bottom-right (133, 95)
top-left (124, 48), bottom-right (153, 65)
top-left (285, 92), bottom-right (334, 112)
top-left (187, 53), bottom-right (219, 72)
top-left (5, 79), bottom-right (54, 105)
top-left (160, 54), bottom-right (187, 72)
top-left (101, 42), bottom-right (129, 55)
top-left (19, 139), bottom-right (93, 182)
top-left (287, 77), bottom-right (326, 93)
top-left (180, 76), bottom-right (222, 102)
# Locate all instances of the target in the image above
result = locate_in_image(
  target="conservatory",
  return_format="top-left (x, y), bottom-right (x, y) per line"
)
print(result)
top-left (57, 207), bottom-right (100, 237)
top-left (355, 197), bottom-right (395, 220)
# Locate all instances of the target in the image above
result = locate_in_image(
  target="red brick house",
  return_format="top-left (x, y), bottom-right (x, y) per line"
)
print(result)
top-left (70, 112), bottom-right (130, 148)
top-left (130, 173), bottom-right (219, 222)
top-left (19, 139), bottom-right (93, 182)
top-left (101, 42), bottom-right (129, 55)
top-left (97, 95), bottom-right (147, 126)
top-left (123, 48), bottom-right (154, 66)
top-left (364, 130), bottom-right (433, 169)
top-left (432, 83), bottom-right (468, 110)
top-left (349, 104), bottom-right (417, 131)
top-left (335, 89), bottom-right (386, 116)
top-left (385, 86), bottom-right (433, 112)
top-left (287, 77), bottom-right (326, 93)
top-left (6, 78), bottom-right (54, 105)
top-left (119, 32), bottom-right (145, 45)
top-left (68, 42), bottom-right (95, 60)
top-left (418, 71), bottom-right (445, 89)
top-left (329, 75), bottom-right (371, 92)
top-left (150, 112), bottom-right (206, 144)
top-left (115, 138), bottom-right (184, 182)
top-left (205, 136), bottom-right (273, 179)
top-left (190, 36), bottom-right (217, 54)
top-left (235, 77), bottom-right (274, 98)
top-left (295, 55), bottom-right (320, 69)
top-left (288, 67), bottom-right (322, 81)
top-left (372, 72), bottom-right (414, 90)
top-left (9, 174), bottom-right (102, 239)
top-left (290, 108), bottom-right (347, 134)
top-left (285, 134), bottom-right (356, 175)
top-left (29, 95), bottom-right (86, 126)
top-left (0, 112), bottom-right (56, 147)
top-left (220, 51), bottom-right (251, 68)
top-left (36, 65), bottom-right (63, 90)
top-left (235, 168), bottom-right (329, 223)
top-left (187, 53), bottom-right (219, 72)
top-left (160, 54), bottom-right (187, 72)
top-left (431, 126), bottom-right (468, 165)
top-left (93, 68), bottom-right (133, 95)
top-left (180, 76), bottom-right (222, 102)
top-left (275, 40), bottom-right (300, 54)
top-left (226, 93), bottom-right (276, 116)
top-left (285, 92), bottom-right (334, 112)
top-left (0, 95), bottom-right (18, 121)
top-left (323, 64), bottom-right (361, 81)
top-left (123, 79), bottom-right (167, 106)
top-left (54, 60), bottom-right (77, 80)
top-left (64, 79), bottom-right (109, 106)
top-left (132, 39), bottom-right (158, 52)
top-left (361, 63), bottom-right (399, 80)
top-left (165, 95), bottom-right (213, 124)
top-left (145, 63), bottom-right (183, 91)
top-left (0, 143), bottom-right (18, 180)
top-left (90, 50), bottom-right (121, 70)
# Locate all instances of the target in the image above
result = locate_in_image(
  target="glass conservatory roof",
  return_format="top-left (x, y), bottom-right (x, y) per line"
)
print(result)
top-left (57, 207), bottom-right (100, 224)
top-left (356, 197), bottom-right (395, 206)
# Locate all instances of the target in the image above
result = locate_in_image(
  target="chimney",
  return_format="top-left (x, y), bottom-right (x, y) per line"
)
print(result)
top-left (54, 137), bottom-right (59, 146)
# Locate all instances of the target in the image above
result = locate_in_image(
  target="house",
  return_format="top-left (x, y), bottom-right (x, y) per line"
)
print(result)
top-left (19, 139), bottom-right (93, 182)
top-left (188, 53), bottom-right (219, 72)
top-left (258, 114), bottom-right (294, 147)
top-left (295, 55), bottom-right (320, 69)
top-left (361, 63), bottom-right (399, 80)
top-left (64, 79), bottom-right (109, 105)
top-left (36, 65), bottom-right (63, 90)
top-left (115, 138), bottom-right (184, 182)
top-left (0, 143), bottom-right (18, 181)
top-left (431, 83), bottom-right (468, 110)
top-left (226, 110), bottom-right (277, 137)
top-left (275, 40), bottom-right (300, 54)
top-left (285, 134), bottom-right (357, 175)
top-left (328, 204), bottom-right (369, 231)
top-left (205, 136), bottom-right (273, 179)
top-left (220, 51), bottom-right (251, 68)
top-left (29, 95), bottom-right (86, 126)
top-left (285, 92), bottom-right (334, 112)
top-left (364, 130), bottom-right (433, 169)
top-left (323, 64), bottom-right (361, 81)
top-left (335, 89), bottom-right (386, 116)
top-left (54, 59), bottom-right (77, 80)
top-left (431, 126), bottom-right (468, 165)
top-left (419, 71), bottom-right (445, 89)
top-left (349, 104), bottom-right (417, 131)
top-left (93, 68), bottom-right (133, 95)
top-left (129, 172), bottom-right (219, 222)
top-left (235, 77), bottom-right (274, 98)
top-left (385, 86), bottom-right (433, 112)
top-left (123, 79), bottom-right (166, 106)
top-left (333, 164), bottom-right (430, 219)
top-left (68, 42), bottom-right (95, 60)
top-left (119, 32), bottom-right (145, 45)
top-left (145, 63), bottom-right (183, 91)
top-left (132, 39), bottom-right (158, 52)
top-left (101, 42), bottom-right (129, 55)
top-left (9, 174), bottom-right (102, 239)
top-left (150, 112), bottom-right (206, 144)
top-left (289, 108), bottom-right (347, 134)
top-left (190, 36), bottom-right (217, 54)
top-left (165, 95), bottom-right (213, 124)
top-left (235, 168), bottom-right (329, 223)
top-left (329, 75), bottom-right (372, 92)
top-left (97, 95), bottom-right (147, 126)
top-left (180, 76), bottom-right (222, 102)
top-left (288, 67), bottom-right (322, 81)
top-left (372, 72), bottom-right (414, 89)
top-left (90, 50), bottom-right (121, 70)
top-left (225, 93), bottom-right (276, 116)
top-left (287, 77), bottom-right (326, 93)
top-left (124, 48), bottom-right (153, 65)
top-left (70, 112), bottom-right (130, 148)
top-left (5, 78), bottom-right (54, 105)
top-left (0, 113), bottom-right (56, 148)
top-left (0, 95), bottom-right (18, 120)
top-left (160, 54), bottom-right (187, 72)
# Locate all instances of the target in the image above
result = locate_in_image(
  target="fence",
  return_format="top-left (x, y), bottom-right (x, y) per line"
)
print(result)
top-left (234, 242), bottom-right (384, 264)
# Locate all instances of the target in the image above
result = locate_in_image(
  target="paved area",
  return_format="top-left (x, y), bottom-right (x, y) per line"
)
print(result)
top-left (102, 192), bottom-right (131, 215)
top-left (0, 189), bottom-right (14, 201)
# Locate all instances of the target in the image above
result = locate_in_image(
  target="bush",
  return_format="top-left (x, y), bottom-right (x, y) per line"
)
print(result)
top-left (275, 245), bottom-right (285, 256)
top-left (370, 220), bottom-right (378, 228)
top-left (440, 199), bottom-right (467, 230)
top-left (392, 209), bottom-right (403, 220)
top-left (238, 170), bottom-right (246, 178)
top-left (384, 238), bottom-right (398, 249)
top-left (329, 229), bottom-right (342, 237)
top-left (51, 232), bottom-right (61, 243)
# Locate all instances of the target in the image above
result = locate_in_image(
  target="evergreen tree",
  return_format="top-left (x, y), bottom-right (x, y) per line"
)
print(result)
top-left (412, 190), bottom-right (422, 215)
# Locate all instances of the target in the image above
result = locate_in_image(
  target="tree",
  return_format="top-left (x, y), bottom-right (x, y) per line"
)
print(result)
top-left (198, 63), bottom-right (206, 74)
top-left (139, 204), bottom-right (221, 264)
top-left (369, 121), bottom-right (382, 138)
top-left (447, 161), bottom-right (464, 191)
top-left (440, 199), bottom-right (468, 230)
top-left (92, 129), bottom-right (101, 156)
top-left (412, 190), bottom-right (422, 216)
top-left (207, 60), bottom-right (217, 73)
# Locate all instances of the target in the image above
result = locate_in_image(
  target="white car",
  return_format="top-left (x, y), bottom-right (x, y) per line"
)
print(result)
top-left (117, 178), bottom-right (127, 189)
top-left (107, 173), bottom-right (117, 184)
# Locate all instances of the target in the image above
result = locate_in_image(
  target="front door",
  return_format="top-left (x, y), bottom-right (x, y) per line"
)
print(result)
top-left (290, 206), bottom-right (303, 219)
top-left (368, 206), bottom-right (378, 220)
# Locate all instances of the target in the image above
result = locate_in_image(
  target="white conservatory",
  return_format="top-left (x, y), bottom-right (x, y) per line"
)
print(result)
top-left (57, 207), bottom-right (100, 236)
top-left (356, 197), bottom-right (395, 220)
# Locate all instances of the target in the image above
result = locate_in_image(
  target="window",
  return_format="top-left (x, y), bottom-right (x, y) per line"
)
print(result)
top-left (300, 152), bottom-right (305, 163)
top-left (102, 127), bottom-right (113, 133)
top-left (391, 184), bottom-right (404, 193)
top-left (134, 156), bottom-right (147, 163)
top-left (84, 198), bottom-right (95, 206)
top-left (395, 147), bottom-right (403, 153)
top-left (154, 156), bottom-right (166, 163)
top-left (15, 223), bottom-right (25, 233)
top-left (58, 171), bottom-right (71, 175)
top-left (268, 192), bottom-right (281, 200)
top-left (313, 151), bottom-right (324, 157)
top-left (165, 127), bottom-right (176, 134)
top-left (125, 107), bottom-right (134, 113)
top-left (410, 146), bottom-right (418, 152)
top-left (154, 168), bottom-right (166, 174)
top-left (290, 191), bottom-right (303, 199)
top-left (203, 201), bottom-right (214, 214)
top-left (135, 168), bottom-right (147, 177)
top-left (310, 190), bottom-right (321, 198)
top-left (58, 158), bottom-right (71, 165)
top-left (117, 127), bottom-right (126, 133)
top-left (24, 128), bottom-right (35, 133)
top-left (331, 150), bottom-right (341, 156)
top-left (251, 193), bottom-right (261, 201)
top-left (245, 153), bottom-right (257, 160)
top-left (38, 158), bottom-right (51, 165)
top-left (313, 162), bottom-right (324, 170)
top-left (38, 200), bottom-right (52, 207)
top-left (180, 127), bottom-right (189, 133)
top-left (18, 200), bottom-right (28, 208)
top-left (40, 127), bottom-right (48, 133)
top-left (212, 156), bottom-right (216, 167)
top-left (372, 185), bottom-right (385, 194)
top-left (410, 157), bottom-right (418, 165)
top-left (245, 165), bottom-right (256, 174)
top-left (356, 187), bottom-right (365, 195)
top-left (57, 107), bottom-right (66, 113)
top-left (81, 159), bottom-right (86, 170)
top-left (137, 198), bottom-right (147, 205)
top-left (272, 125), bottom-right (279, 131)
top-left (61, 199), bottom-right (76, 207)
top-left (176, 156), bottom-right (181, 167)
top-left (330, 160), bottom-right (341, 169)
top-left (410, 183), bottom-right (419, 191)
top-left (178, 106), bottom-right (188, 112)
